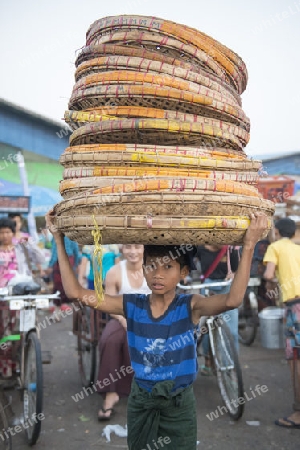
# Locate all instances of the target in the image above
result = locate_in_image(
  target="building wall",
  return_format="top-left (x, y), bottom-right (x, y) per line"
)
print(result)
top-left (0, 101), bottom-right (69, 161)
top-left (262, 154), bottom-right (300, 176)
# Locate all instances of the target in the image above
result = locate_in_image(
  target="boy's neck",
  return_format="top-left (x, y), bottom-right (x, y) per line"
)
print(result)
top-left (150, 289), bottom-right (177, 304)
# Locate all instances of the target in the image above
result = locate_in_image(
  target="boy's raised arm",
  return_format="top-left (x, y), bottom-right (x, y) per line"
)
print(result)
top-left (45, 211), bottom-right (124, 316)
top-left (192, 212), bottom-right (269, 319)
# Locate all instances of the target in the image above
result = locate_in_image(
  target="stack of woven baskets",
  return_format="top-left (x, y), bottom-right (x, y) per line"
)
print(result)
top-left (55, 15), bottom-right (274, 244)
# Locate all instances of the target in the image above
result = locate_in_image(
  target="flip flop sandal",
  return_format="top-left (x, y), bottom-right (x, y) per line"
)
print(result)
top-left (98, 407), bottom-right (115, 422)
top-left (275, 417), bottom-right (300, 429)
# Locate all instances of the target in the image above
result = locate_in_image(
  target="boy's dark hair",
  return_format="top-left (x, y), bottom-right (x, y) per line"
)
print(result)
top-left (275, 218), bottom-right (296, 238)
top-left (143, 245), bottom-right (196, 270)
top-left (8, 213), bottom-right (22, 220)
top-left (0, 218), bottom-right (16, 233)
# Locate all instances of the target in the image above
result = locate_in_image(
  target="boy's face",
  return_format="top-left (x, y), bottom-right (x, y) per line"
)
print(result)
top-left (0, 227), bottom-right (14, 246)
top-left (143, 255), bottom-right (189, 295)
top-left (122, 244), bottom-right (144, 264)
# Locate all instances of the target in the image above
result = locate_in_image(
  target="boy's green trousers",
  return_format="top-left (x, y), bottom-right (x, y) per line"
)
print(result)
top-left (127, 378), bottom-right (197, 450)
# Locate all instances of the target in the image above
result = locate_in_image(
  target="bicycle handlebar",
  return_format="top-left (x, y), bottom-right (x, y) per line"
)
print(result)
top-left (177, 280), bottom-right (232, 290)
top-left (0, 291), bottom-right (61, 301)
top-left (177, 277), bottom-right (261, 291)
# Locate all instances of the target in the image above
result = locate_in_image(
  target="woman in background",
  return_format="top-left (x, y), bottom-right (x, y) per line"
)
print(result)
top-left (0, 218), bottom-right (45, 377)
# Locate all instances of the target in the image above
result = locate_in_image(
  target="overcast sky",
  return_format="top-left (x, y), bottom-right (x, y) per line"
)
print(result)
top-left (1, 0), bottom-right (299, 157)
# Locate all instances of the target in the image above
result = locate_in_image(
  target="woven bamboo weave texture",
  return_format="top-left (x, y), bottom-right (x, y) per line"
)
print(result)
top-left (75, 55), bottom-right (240, 105)
top-left (69, 84), bottom-right (249, 130)
top-left (64, 108), bottom-right (250, 147)
top-left (69, 119), bottom-right (244, 149)
top-left (59, 176), bottom-right (260, 199)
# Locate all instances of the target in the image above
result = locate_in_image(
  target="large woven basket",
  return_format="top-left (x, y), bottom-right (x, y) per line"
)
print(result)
top-left (59, 144), bottom-right (260, 171)
top-left (75, 54), bottom-right (240, 105)
top-left (54, 214), bottom-right (272, 246)
top-left (59, 176), bottom-right (260, 199)
top-left (75, 44), bottom-right (240, 103)
top-left (73, 71), bottom-right (241, 110)
top-left (68, 118), bottom-right (245, 149)
top-left (62, 166), bottom-right (259, 182)
top-left (54, 188), bottom-right (274, 245)
top-left (85, 15), bottom-right (247, 93)
top-left (69, 84), bottom-right (249, 130)
top-left (64, 108), bottom-right (250, 147)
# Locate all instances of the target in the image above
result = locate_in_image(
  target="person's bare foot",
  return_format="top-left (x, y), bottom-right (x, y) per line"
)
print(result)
top-left (98, 392), bottom-right (119, 420)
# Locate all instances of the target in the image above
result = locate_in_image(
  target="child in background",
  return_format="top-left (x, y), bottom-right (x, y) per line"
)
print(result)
top-left (45, 210), bottom-right (268, 449)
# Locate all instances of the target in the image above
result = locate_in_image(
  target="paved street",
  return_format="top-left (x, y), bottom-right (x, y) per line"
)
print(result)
top-left (6, 308), bottom-right (299, 450)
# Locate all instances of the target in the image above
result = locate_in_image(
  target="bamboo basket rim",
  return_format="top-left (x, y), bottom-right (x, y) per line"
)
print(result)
top-left (54, 189), bottom-right (275, 214)
top-left (54, 214), bottom-right (271, 245)
top-left (59, 176), bottom-right (260, 199)
top-left (64, 109), bottom-right (250, 146)
top-left (68, 118), bottom-right (244, 150)
top-left (85, 15), bottom-right (247, 93)
top-left (86, 30), bottom-right (229, 86)
top-left (86, 15), bottom-right (246, 69)
top-left (62, 166), bottom-right (259, 181)
top-left (60, 152), bottom-right (261, 173)
top-left (55, 214), bottom-right (271, 231)
top-left (75, 44), bottom-right (240, 102)
top-left (69, 84), bottom-right (249, 129)
top-left (62, 143), bottom-right (248, 159)
top-left (72, 70), bottom-right (240, 110)
top-left (74, 55), bottom-right (240, 106)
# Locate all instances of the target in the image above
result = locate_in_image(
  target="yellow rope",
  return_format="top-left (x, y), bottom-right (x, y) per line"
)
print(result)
top-left (91, 216), bottom-right (104, 308)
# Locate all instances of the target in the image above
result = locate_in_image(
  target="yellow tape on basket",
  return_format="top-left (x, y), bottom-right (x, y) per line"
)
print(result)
top-left (91, 216), bottom-right (104, 308)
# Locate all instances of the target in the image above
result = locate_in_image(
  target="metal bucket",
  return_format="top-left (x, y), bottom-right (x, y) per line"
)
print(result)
top-left (258, 307), bottom-right (285, 349)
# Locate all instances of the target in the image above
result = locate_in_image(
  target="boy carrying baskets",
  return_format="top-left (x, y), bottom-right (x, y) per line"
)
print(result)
top-left (45, 211), bottom-right (268, 449)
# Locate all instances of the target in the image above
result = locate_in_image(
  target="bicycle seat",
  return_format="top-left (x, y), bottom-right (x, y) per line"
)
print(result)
top-left (11, 282), bottom-right (41, 296)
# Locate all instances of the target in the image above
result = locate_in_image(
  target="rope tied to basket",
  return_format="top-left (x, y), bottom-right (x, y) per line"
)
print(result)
top-left (91, 216), bottom-right (104, 307)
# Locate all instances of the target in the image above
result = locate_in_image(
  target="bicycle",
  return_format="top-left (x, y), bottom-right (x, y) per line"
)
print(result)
top-left (73, 303), bottom-right (108, 388)
top-left (0, 284), bottom-right (60, 446)
top-left (238, 277), bottom-right (260, 346)
top-left (178, 279), bottom-right (244, 420)
top-left (0, 385), bottom-right (12, 450)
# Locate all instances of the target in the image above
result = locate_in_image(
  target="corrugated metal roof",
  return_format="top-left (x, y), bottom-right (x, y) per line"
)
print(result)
top-left (259, 151), bottom-right (300, 162)
top-left (0, 97), bottom-right (66, 129)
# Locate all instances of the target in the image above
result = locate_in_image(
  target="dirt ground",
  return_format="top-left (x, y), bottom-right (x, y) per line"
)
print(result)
top-left (5, 308), bottom-right (299, 450)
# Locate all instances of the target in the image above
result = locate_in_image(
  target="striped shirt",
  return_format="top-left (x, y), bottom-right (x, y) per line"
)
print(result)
top-left (123, 293), bottom-right (198, 392)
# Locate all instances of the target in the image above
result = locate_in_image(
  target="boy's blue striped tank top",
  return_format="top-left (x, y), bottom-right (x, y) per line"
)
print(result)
top-left (123, 293), bottom-right (198, 392)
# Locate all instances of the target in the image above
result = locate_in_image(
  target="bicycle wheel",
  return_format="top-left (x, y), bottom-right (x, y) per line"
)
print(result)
top-left (23, 331), bottom-right (43, 445)
top-left (210, 321), bottom-right (244, 420)
top-left (77, 306), bottom-right (97, 388)
top-left (238, 291), bottom-right (258, 346)
top-left (0, 391), bottom-right (12, 450)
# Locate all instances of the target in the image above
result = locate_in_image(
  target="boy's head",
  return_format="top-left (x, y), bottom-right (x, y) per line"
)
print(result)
top-left (143, 245), bottom-right (196, 269)
top-left (0, 218), bottom-right (16, 245)
top-left (274, 218), bottom-right (296, 239)
top-left (143, 245), bottom-right (196, 294)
